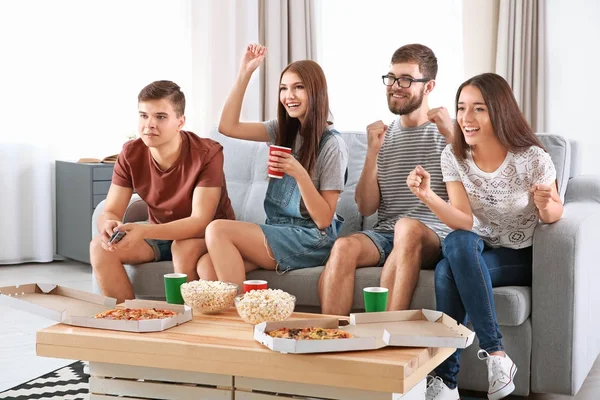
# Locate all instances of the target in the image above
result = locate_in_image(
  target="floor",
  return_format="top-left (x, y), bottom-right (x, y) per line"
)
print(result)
top-left (0, 260), bottom-right (92, 393)
top-left (0, 261), bottom-right (599, 399)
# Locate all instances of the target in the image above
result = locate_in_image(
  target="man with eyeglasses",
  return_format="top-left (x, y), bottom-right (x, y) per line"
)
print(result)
top-left (319, 44), bottom-right (453, 317)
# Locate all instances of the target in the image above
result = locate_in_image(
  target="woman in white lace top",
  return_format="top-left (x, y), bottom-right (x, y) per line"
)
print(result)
top-left (407, 73), bottom-right (563, 400)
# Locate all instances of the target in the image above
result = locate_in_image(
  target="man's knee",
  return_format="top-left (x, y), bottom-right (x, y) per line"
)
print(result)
top-left (89, 236), bottom-right (118, 274)
top-left (325, 236), bottom-right (361, 272)
top-left (331, 236), bottom-right (361, 259)
top-left (393, 218), bottom-right (428, 246)
top-left (90, 236), bottom-right (109, 262)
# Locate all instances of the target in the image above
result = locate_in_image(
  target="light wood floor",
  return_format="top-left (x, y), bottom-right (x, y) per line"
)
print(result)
top-left (0, 260), bottom-right (598, 399)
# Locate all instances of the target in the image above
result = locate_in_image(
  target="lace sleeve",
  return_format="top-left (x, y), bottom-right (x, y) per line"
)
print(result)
top-left (530, 146), bottom-right (557, 186)
top-left (441, 144), bottom-right (461, 182)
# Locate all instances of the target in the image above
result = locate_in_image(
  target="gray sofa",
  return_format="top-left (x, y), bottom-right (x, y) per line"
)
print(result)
top-left (92, 129), bottom-right (600, 396)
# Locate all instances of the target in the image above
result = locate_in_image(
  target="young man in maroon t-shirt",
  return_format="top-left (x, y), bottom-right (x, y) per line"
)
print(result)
top-left (90, 80), bottom-right (235, 302)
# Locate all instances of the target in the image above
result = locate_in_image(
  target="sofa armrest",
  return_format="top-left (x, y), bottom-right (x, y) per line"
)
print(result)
top-left (91, 194), bottom-right (147, 237)
top-left (531, 201), bottom-right (600, 394)
top-left (565, 175), bottom-right (600, 204)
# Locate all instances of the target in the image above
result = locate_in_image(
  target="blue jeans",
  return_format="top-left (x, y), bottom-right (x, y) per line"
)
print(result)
top-left (434, 230), bottom-right (532, 389)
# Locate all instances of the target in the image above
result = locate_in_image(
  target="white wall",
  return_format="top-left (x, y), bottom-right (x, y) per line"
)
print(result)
top-left (546, 0), bottom-right (600, 175)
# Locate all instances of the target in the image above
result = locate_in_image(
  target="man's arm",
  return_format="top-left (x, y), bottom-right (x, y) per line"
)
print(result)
top-left (121, 186), bottom-right (222, 242)
top-left (427, 107), bottom-right (454, 143)
top-left (355, 153), bottom-right (380, 216)
top-left (355, 121), bottom-right (386, 216)
top-left (98, 184), bottom-right (134, 244)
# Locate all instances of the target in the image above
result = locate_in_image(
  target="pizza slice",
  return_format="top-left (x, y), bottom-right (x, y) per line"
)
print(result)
top-left (267, 326), bottom-right (353, 340)
top-left (94, 308), bottom-right (177, 321)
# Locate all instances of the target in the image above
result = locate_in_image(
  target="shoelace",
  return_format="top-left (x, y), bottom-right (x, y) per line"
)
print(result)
top-left (425, 375), bottom-right (444, 400)
top-left (477, 349), bottom-right (509, 384)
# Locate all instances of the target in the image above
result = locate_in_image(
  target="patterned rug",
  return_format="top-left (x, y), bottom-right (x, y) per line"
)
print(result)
top-left (0, 361), bottom-right (89, 400)
top-left (0, 361), bottom-right (486, 400)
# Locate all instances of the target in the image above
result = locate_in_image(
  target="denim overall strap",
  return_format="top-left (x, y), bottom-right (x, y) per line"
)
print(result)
top-left (263, 129), bottom-right (338, 227)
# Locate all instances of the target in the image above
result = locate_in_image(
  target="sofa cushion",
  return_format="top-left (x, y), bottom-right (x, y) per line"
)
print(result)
top-left (209, 130), bottom-right (269, 224)
top-left (538, 134), bottom-right (571, 200)
top-left (336, 131), bottom-right (367, 236)
top-left (246, 268), bottom-right (531, 326)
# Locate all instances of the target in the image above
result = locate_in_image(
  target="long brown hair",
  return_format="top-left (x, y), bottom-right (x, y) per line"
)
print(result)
top-left (452, 73), bottom-right (544, 160)
top-left (276, 60), bottom-right (329, 175)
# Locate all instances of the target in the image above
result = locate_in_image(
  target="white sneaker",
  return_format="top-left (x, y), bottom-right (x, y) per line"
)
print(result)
top-left (425, 375), bottom-right (460, 400)
top-left (477, 350), bottom-right (517, 400)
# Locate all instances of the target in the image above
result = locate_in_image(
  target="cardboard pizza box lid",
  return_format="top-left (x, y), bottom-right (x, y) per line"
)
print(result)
top-left (350, 309), bottom-right (475, 349)
top-left (254, 318), bottom-right (380, 354)
top-left (254, 309), bottom-right (474, 354)
top-left (0, 283), bottom-right (191, 332)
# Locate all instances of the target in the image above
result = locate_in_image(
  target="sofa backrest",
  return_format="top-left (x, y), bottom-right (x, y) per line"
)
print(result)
top-left (209, 129), bottom-right (367, 236)
top-left (210, 129), bottom-right (575, 236)
top-left (537, 134), bottom-right (572, 200)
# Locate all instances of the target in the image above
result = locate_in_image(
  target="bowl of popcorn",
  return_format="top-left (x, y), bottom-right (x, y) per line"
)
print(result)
top-left (234, 288), bottom-right (296, 325)
top-left (180, 280), bottom-right (238, 314)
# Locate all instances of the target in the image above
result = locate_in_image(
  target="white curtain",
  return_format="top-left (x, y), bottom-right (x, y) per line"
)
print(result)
top-left (496, 0), bottom-right (545, 132)
top-left (258, 0), bottom-right (317, 120)
top-left (189, 0), bottom-right (317, 128)
top-left (190, 0), bottom-right (262, 134)
top-left (0, 0), bottom-right (194, 264)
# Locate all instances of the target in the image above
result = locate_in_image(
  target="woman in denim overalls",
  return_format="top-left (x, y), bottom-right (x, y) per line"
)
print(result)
top-left (197, 43), bottom-right (348, 287)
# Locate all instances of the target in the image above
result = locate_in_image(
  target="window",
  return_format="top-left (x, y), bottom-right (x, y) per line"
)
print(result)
top-left (316, 0), bottom-right (464, 131)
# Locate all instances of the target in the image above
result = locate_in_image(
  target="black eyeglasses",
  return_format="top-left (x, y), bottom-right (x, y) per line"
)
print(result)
top-left (381, 75), bottom-right (429, 88)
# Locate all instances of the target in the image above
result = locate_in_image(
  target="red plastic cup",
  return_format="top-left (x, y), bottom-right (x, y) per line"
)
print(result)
top-left (268, 145), bottom-right (292, 179)
top-left (243, 280), bottom-right (268, 293)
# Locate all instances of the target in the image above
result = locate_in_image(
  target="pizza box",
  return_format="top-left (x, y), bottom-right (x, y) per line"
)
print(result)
top-left (255, 309), bottom-right (474, 354)
top-left (351, 309), bottom-right (475, 349)
top-left (0, 283), bottom-right (192, 332)
top-left (254, 318), bottom-right (380, 354)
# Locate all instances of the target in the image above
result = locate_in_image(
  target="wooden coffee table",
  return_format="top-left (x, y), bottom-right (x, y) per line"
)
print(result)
top-left (36, 309), bottom-right (454, 400)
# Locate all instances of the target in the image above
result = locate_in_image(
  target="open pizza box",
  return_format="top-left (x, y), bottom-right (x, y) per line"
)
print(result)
top-left (255, 309), bottom-right (474, 354)
top-left (0, 283), bottom-right (192, 333)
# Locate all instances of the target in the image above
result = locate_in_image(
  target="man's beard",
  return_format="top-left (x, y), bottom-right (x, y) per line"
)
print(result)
top-left (387, 88), bottom-right (425, 115)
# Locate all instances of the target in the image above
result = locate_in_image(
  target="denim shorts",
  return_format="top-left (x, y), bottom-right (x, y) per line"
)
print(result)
top-left (259, 223), bottom-right (338, 274)
top-left (360, 230), bottom-right (395, 267)
top-left (144, 239), bottom-right (173, 262)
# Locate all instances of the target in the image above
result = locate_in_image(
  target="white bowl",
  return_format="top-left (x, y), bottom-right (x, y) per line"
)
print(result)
top-left (180, 280), bottom-right (238, 314)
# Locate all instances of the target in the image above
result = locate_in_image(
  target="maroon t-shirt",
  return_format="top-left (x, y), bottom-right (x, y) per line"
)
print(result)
top-left (112, 131), bottom-right (235, 224)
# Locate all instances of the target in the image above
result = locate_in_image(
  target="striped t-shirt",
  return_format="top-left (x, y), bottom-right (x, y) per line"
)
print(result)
top-left (375, 119), bottom-right (451, 238)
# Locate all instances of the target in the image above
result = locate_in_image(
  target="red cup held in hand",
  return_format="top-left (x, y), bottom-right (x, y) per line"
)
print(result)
top-left (268, 145), bottom-right (292, 179)
top-left (243, 280), bottom-right (268, 293)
